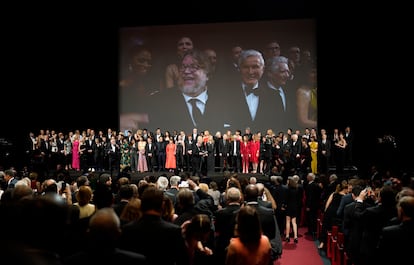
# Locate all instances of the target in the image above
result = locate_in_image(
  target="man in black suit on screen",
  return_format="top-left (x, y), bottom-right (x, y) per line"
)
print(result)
top-left (147, 49), bottom-right (226, 134)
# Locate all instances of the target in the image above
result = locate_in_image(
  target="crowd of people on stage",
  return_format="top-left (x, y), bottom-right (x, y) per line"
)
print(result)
top-left (17, 125), bottom-right (354, 182)
top-left (0, 125), bottom-right (413, 265)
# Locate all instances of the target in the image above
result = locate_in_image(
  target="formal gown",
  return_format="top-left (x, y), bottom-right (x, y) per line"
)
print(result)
top-left (137, 141), bottom-right (148, 172)
top-left (72, 139), bottom-right (80, 171)
top-left (309, 141), bottom-right (318, 174)
top-left (165, 143), bottom-right (177, 170)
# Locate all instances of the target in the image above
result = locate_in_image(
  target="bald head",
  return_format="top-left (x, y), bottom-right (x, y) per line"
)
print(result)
top-left (88, 207), bottom-right (121, 244)
top-left (256, 183), bottom-right (265, 196)
top-left (245, 184), bottom-right (258, 202)
top-left (398, 195), bottom-right (414, 219)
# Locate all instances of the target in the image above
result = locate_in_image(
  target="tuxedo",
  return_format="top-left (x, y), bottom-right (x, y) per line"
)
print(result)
top-left (214, 203), bottom-right (241, 264)
top-left (218, 138), bottom-right (231, 171)
top-left (265, 80), bottom-right (299, 132)
top-left (222, 80), bottom-right (287, 133)
top-left (191, 142), bottom-right (205, 176)
top-left (147, 87), bottom-right (227, 133)
top-left (318, 139), bottom-right (331, 174)
top-left (229, 140), bottom-right (241, 173)
top-left (145, 141), bottom-right (156, 171)
top-left (106, 143), bottom-right (120, 176)
top-left (120, 214), bottom-right (189, 265)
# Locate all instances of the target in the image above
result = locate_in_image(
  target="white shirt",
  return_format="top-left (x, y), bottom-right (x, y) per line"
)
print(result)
top-left (183, 90), bottom-right (208, 125)
top-left (242, 83), bottom-right (259, 121)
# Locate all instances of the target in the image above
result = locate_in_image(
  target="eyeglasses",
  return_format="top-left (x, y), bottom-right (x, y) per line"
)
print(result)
top-left (267, 46), bottom-right (280, 50)
top-left (180, 64), bottom-right (200, 72)
top-left (134, 58), bottom-right (152, 66)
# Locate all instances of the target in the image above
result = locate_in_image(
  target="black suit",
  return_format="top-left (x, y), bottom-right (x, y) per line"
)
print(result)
top-left (145, 142), bottom-right (156, 171)
top-left (218, 138), bottom-right (231, 171)
top-left (229, 140), bottom-right (241, 173)
top-left (318, 139), bottom-right (331, 174)
top-left (223, 82), bottom-right (278, 132)
top-left (377, 220), bottom-right (414, 265)
top-left (63, 248), bottom-right (148, 265)
top-left (343, 200), bottom-right (366, 265)
top-left (147, 87), bottom-right (226, 133)
top-left (214, 203), bottom-right (241, 265)
top-left (106, 143), bottom-right (120, 177)
top-left (191, 143), bottom-right (205, 177)
top-left (120, 214), bottom-right (189, 265)
top-left (304, 180), bottom-right (322, 235)
top-left (245, 201), bottom-right (282, 260)
top-left (360, 203), bottom-right (397, 265)
top-left (264, 81), bottom-right (299, 132)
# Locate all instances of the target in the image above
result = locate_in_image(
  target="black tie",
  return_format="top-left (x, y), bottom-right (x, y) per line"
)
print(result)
top-left (246, 87), bottom-right (259, 96)
top-left (189, 98), bottom-right (202, 126)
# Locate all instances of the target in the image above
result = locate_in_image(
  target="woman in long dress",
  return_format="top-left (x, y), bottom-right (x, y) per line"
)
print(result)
top-left (72, 133), bottom-right (80, 171)
top-left (137, 136), bottom-right (148, 173)
top-left (165, 138), bottom-right (176, 172)
top-left (309, 135), bottom-right (318, 174)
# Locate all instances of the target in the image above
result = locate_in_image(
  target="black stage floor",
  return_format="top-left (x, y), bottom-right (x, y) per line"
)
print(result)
top-left (64, 165), bottom-right (358, 186)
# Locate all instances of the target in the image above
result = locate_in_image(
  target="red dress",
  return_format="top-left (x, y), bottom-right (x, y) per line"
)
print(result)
top-left (249, 140), bottom-right (260, 163)
top-left (240, 141), bottom-right (251, 173)
top-left (165, 142), bottom-right (177, 169)
top-left (226, 235), bottom-right (271, 265)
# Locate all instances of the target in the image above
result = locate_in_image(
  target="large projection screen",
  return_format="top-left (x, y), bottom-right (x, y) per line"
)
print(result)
top-left (119, 19), bottom-right (317, 135)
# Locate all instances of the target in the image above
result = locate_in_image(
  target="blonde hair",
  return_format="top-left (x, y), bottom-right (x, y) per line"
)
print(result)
top-left (199, 183), bottom-right (209, 193)
top-left (76, 185), bottom-right (93, 207)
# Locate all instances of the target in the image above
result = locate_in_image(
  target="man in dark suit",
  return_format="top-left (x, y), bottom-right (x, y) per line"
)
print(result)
top-left (244, 184), bottom-right (282, 261)
top-left (214, 187), bottom-right (242, 265)
top-left (217, 133), bottom-right (231, 172)
top-left (105, 137), bottom-right (120, 178)
top-left (344, 126), bottom-right (354, 167)
top-left (147, 49), bottom-right (226, 134)
top-left (229, 135), bottom-right (241, 173)
top-left (377, 195), bottom-right (414, 265)
top-left (190, 135), bottom-right (205, 177)
top-left (145, 137), bottom-right (156, 172)
top-left (64, 207), bottom-right (148, 265)
top-left (119, 186), bottom-right (189, 265)
top-left (359, 186), bottom-right (397, 265)
top-left (318, 133), bottom-right (331, 175)
top-left (264, 55), bottom-right (298, 133)
top-left (304, 172), bottom-right (322, 238)
top-left (3, 169), bottom-right (18, 189)
top-left (343, 186), bottom-right (372, 265)
top-left (223, 49), bottom-right (280, 133)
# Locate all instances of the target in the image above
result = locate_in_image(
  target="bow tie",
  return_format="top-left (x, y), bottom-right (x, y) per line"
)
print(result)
top-left (246, 87), bottom-right (259, 96)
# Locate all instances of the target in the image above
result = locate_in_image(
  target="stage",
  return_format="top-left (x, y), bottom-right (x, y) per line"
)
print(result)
top-left (63, 165), bottom-right (358, 189)
top-left (65, 169), bottom-right (270, 186)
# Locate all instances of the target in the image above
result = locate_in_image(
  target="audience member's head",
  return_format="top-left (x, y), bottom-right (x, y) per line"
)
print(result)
top-left (12, 185), bottom-right (33, 201)
top-left (140, 186), bottom-right (164, 213)
top-left (244, 184), bottom-right (259, 202)
top-left (76, 185), bottom-right (93, 207)
top-left (236, 205), bottom-right (262, 245)
top-left (118, 184), bottom-right (134, 201)
top-left (378, 185), bottom-right (397, 207)
top-left (226, 187), bottom-right (242, 204)
top-left (156, 176), bottom-right (169, 191)
top-left (199, 183), bottom-right (209, 193)
top-left (397, 195), bottom-right (414, 221)
top-left (170, 175), bottom-right (181, 188)
top-left (88, 207), bottom-right (121, 250)
top-left (184, 214), bottom-right (212, 242)
top-left (177, 188), bottom-right (195, 209)
top-left (119, 197), bottom-right (142, 224)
